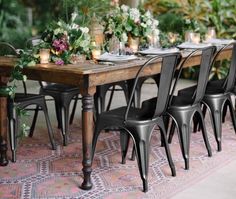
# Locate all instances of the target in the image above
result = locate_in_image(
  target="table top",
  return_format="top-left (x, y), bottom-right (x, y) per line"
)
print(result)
top-left (0, 48), bottom-right (232, 89)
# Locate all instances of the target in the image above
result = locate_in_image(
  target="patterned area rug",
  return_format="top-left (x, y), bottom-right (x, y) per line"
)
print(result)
top-left (1, 115), bottom-right (236, 199)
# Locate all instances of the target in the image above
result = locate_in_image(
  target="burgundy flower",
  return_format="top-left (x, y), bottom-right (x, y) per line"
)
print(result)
top-left (52, 38), bottom-right (69, 53)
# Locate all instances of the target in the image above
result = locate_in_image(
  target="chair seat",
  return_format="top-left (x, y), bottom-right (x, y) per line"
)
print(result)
top-left (142, 95), bottom-right (196, 111)
top-left (178, 79), bottom-right (226, 97)
top-left (13, 93), bottom-right (45, 103)
top-left (99, 106), bottom-right (150, 122)
top-left (41, 83), bottom-right (79, 93)
top-left (170, 95), bottom-right (195, 107)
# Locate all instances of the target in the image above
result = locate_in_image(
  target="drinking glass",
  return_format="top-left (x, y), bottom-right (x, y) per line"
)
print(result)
top-left (205, 27), bottom-right (216, 41)
top-left (185, 32), bottom-right (200, 44)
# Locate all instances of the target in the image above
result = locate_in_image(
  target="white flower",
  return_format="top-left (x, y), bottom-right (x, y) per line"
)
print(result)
top-left (185, 19), bottom-right (191, 24)
top-left (129, 8), bottom-right (140, 23)
top-left (71, 12), bottom-right (78, 22)
top-left (144, 11), bottom-right (152, 19)
top-left (57, 21), bottom-right (63, 26)
top-left (146, 19), bottom-right (152, 26)
top-left (54, 28), bottom-right (63, 35)
top-left (80, 27), bottom-right (89, 34)
top-left (121, 32), bottom-right (128, 42)
top-left (153, 19), bottom-right (159, 27)
top-left (71, 23), bottom-right (79, 30)
top-left (153, 29), bottom-right (160, 36)
top-left (141, 22), bottom-right (147, 28)
top-left (121, 4), bottom-right (129, 13)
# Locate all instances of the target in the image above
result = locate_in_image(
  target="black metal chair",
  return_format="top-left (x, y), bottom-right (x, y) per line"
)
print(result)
top-left (30, 83), bottom-right (80, 146)
top-left (26, 37), bottom-right (81, 146)
top-left (159, 46), bottom-right (216, 170)
top-left (0, 42), bottom-right (56, 162)
top-left (92, 53), bottom-right (181, 192)
top-left (177, 42), bottom-right (236, 152)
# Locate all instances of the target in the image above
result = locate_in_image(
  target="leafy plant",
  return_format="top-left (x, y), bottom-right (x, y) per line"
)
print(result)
top-left (40, 16), bottom-right (92, 65)
top-left (0, 0), bottom-right (31, 48)
top-left (103, 5), bottom-right (159, 43)
top-left (144, 0), bottom-right (236, 79)
top-left (62, 0), bottom-right (111, 25)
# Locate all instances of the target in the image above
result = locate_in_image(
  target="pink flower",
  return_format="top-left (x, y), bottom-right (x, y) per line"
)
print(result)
top-left (52, 38), bottom-right (69, 53)
top-left (55, 59), bottom-right (64, 65)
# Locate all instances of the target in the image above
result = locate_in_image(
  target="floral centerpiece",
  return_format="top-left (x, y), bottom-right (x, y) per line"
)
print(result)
top-left (39, 13), bottom-right (92, 65)
top-left (103, 4), bottom-right (160, 50)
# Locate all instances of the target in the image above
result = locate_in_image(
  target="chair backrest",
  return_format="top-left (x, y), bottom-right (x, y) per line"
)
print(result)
top-left (124, 52), bottom-right (181, 121)
top-left (210, 42), bottom-right (236, 92)
top-left (0, 42), bottom-right (19, 56)
top-left (25, 36), bottom-right (42, 49)
top-left (169, 46), bottom-right (216, 106)
top-left (0, 42), bottom-right (27, 95)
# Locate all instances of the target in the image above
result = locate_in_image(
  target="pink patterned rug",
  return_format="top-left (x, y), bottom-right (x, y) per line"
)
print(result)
top-left (1, 115), bottom-right (236, 199)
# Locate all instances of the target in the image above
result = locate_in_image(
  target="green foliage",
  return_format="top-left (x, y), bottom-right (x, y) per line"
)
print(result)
top-left (145, 0), bottom-right (236, 80)
top-left (62, 0), bottom-right (111, 25)
top-left (0, 0), bottom-right (31, 48)
top-left (208, 0), bottom-right (236, 38)
top-left (16, 107), bottom-right (30, 138)
top-left (158, 13), bottom-right (185, 35)
top-left (145, 0), bottom-right (236, 39)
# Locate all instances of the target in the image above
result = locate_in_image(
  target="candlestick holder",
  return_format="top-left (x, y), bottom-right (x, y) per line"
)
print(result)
top-left (39, 49), bottom-right (50, 64)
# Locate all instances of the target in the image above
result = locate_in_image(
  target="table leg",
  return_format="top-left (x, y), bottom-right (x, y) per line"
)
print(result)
top-left (80, 94), bottom-right (94, 190)
top-left (0, 96), bottom-right (8, 166)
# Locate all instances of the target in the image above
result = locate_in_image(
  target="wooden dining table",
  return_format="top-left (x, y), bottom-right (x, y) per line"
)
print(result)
top-left (0, 47), bottom-right (232, 190)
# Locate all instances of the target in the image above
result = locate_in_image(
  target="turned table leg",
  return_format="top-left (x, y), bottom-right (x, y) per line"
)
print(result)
top-left (80, 93), bottom-right (94, 190)
top-left (0, 96), bottom-right (8, 166)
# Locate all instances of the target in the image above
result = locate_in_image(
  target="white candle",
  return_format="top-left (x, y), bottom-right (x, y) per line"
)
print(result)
top-left (205, 27), bottom-right (216, 41)
top-left (40, 49), bottom-right (50, 64)
top-left (186, 32), bottom-right (200, 44)
top-left (192, 34), bottom-right (200, 44)
top-left (148, 33), bottom-right (159, 48)
top-left (92, 49), bottom-right (101, 60)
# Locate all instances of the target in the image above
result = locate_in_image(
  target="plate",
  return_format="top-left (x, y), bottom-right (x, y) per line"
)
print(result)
top-left (203, 38), bottom-right (235, 45)
top-left (138, 47), bottom-right (179, 55)
top-left (98, 53), bottom-right (138, 62)
top-left (177, 42), bottom-right (212, 49)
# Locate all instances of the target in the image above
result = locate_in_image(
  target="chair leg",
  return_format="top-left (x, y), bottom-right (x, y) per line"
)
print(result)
top-left (159, 120), bottom-right (176, 177)
top-left (61, 106), bottom-right (69, 146)
top-left (196, 110), bottom-right (212, 157)
top-left (8, 117), bottom-right (17, 162)
top-left (8, 103), bottom-right (17, 162)
top-left (171, 113), bottom-right (191, 170)
top-left (227, 98), bottom-right (236, 133)
top-left (222, 103), bottom-right (228, 123)
top-left (54, 100), bottom-right (62, 129)
top-left (193, 104), bottom-right (207, 132)
top-left (130, 145), bottom-right (136, 161)
top-left (29, 105), bottom-right (39, 137)
top-left (205, 99), bottom-right (224, 152)
top-left (120, 130), bottom-right (130, 164)
top-left (168, 120), bottom-right (176, 144)
top-left (192, 114), bottom-right (199, 133)
top-left (69, 95), bottom-right (78, 125)
top-left (41, 101), bottom-right (56, 150)
top-left (132, 132), bottom-right (151, 192)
